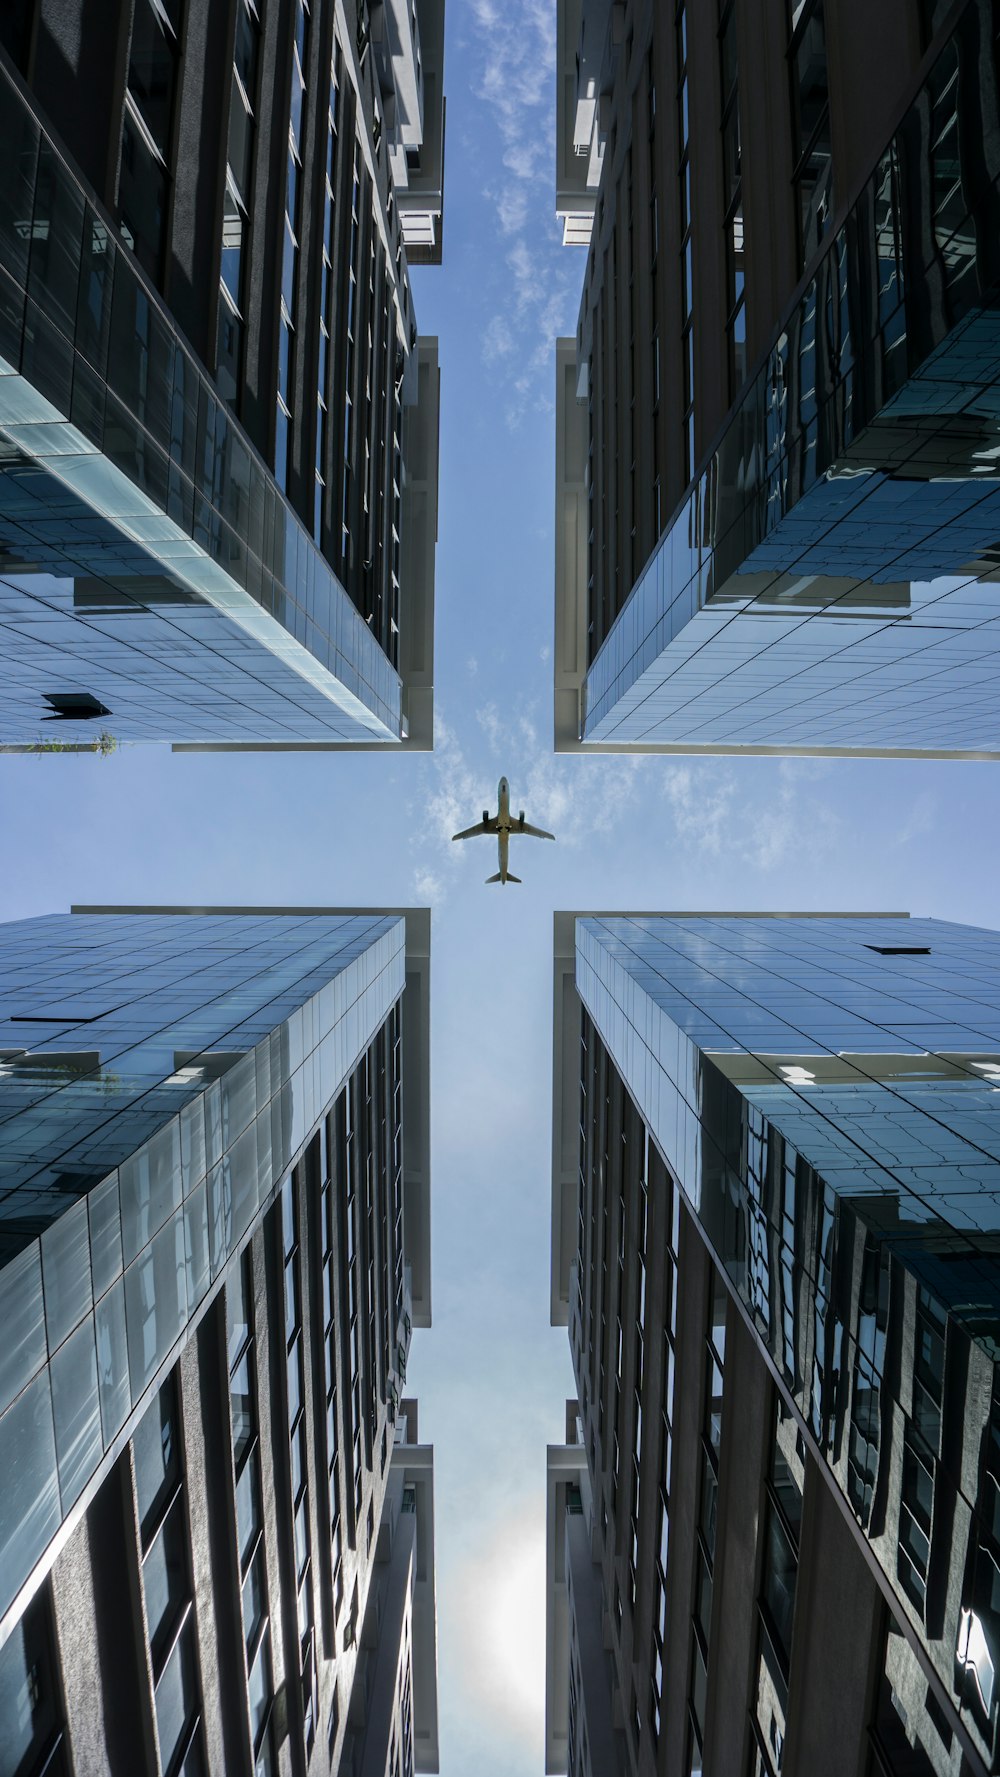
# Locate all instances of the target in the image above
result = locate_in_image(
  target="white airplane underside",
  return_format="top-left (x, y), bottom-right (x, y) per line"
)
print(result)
top-left (452, 776), bottom-right (555, 883)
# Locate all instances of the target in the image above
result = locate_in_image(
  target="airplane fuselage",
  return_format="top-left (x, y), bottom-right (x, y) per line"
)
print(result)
top-left (496, 779), bottom-right (515, 878)
top-left (451, 775), bottom-right (553, 883)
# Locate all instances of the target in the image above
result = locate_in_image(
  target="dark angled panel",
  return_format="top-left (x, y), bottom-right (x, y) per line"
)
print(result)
top-left (32, 0), bottom-right (130, 203)
top-left (167, 0), bottom-right (233, 364)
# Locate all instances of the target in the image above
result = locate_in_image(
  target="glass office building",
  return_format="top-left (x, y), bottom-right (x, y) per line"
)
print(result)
top-left (0, 906), bottom-right (437, 1775)
top-left (555, 0), bottom-right (1000, 756)
top-left (0, 1), bottom-right (443, 749)
top-left (550, 912), bottom-right (1000, 1777)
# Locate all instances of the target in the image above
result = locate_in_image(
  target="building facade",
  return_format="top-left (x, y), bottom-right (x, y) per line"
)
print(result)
top-left (554, 0), bottom-right (1000, 756)
top-left (0, 0), bottom-right (443, 750)
top-left (0, 905), bottom-right (437, 1776)
top-left (549, 911), bottom-right (1000, 1777)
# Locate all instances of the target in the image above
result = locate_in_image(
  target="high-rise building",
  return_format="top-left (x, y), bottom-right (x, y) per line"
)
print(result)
top-left (0, 0), bottom-right (443, 751)
top-left (554, 0), bottom-right (1000, 758)
top-left (548, 910), bottom-right (1000, 1777)
top-left (0, 904), bottom-right (437, 1775)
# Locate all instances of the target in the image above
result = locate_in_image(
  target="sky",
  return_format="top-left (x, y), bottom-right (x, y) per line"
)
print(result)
top-left (4, 3), bottom-right (1000, 1773)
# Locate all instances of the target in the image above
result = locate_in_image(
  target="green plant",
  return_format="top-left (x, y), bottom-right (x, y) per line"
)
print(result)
top-left (18, 729), bottom-right (120, 758)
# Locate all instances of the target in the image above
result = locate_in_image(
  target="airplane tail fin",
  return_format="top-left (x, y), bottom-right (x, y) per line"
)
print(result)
top-left (485, 872), bottom-right (502, 884)
top-left (506, 873), bottom-right (522, 884)
top-left (485, 873), bottom-right (522, 884)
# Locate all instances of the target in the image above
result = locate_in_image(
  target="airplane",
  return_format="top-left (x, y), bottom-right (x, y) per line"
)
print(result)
top-left (452, 777), bottom-right (555, 883)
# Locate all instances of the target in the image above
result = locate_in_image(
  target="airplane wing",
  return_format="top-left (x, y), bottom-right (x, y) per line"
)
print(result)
top-left (517, 821), bottom-right (555, 841)
top-left (452, 819), bottom-right (499, 841)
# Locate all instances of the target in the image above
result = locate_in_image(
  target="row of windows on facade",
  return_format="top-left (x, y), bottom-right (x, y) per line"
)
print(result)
top-left (218, 0), bottom-right (407, 658)
top-left (581, 0), bottom-right (966, 669)
top-left (116, 0), bottom-right (408, 664)
top-left (582, 0), bottom-right (829, 659)
top-left (572, 1016), bottom-right (983, 1777)
top-left (0, 1008), bottom-right (407, 1777)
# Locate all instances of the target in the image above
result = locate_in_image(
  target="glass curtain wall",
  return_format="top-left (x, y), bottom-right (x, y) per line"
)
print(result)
top-left (218, 0), bottom-right (263, 409)
top-left (675, 0), bottom-right (695, 484)
top-left (227, 1251), bottom-right (277, 1777)
top-left (788, 0), bottom-right (832, 269)
top-left (276, 0), bottom-right (311, 490)
top-left (719, 0), bottom-right (746, 393)
top-left (746, 1401), bottom-right (805, 1777)
top-left (649, 1146), bottom-right (681, 1746)
top-left (686, 1278), bottom-right (728, 1777)
top-left (119, 0), bottom-right (184, 284)
top-left (133, 1376), bottom-right (206, 1777)
top-left (278, 1174), bottom-right (318, 1758)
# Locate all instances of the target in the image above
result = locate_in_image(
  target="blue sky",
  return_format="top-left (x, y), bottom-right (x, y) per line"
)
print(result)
top-left (4, 3), bottom-right (1000, 1772)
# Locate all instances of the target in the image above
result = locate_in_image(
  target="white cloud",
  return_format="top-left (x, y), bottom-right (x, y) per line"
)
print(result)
top-left (413, 709), bottom-right (842, 895)
top-left (493, 184), bottom-right (529, 236)
top-left (412, 866), bottom-right (445, 904)
top-left (447, 1505), bottom-right (546, 1752)
top-left (482, 316), bottom-right (515, 363)
top-left (411, 703), bottom-right (652, 903)
top-left (418, 715), bottom-right (498, 853)
top-left (889, 788), bottom-right (937, 848)
top-left (467, 0), bottom-right (581, 421)
top-left (662, 758), bottom-right (841, 870)
top-left (476, 702), bottom-right (505, 753)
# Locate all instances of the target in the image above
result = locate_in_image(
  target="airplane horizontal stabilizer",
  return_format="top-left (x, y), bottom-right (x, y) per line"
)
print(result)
top-left (505, 874), bottom-right (522, 883)
top-left (485, 872), bottom-right (502, 883)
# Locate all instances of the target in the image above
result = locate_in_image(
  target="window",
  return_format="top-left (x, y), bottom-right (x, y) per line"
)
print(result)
top-left (747, 1397), bottom-right (803, 1777)
top-left (788, 0), bottom-right (832, 269)
top-left (321, 1115), bottom-right (346, 1615)
top-left (718, 0), bottom-right (747, 394)
top-left (650, 1149), bottom-right (682, 1740)
top-left (676, 1), bottom-right (695, 482)
top-left (216, 0), bottom-right (263, 411)
top-left (686, 1276), bottom-right (728, 1768)
top-left (133, 1378), bottom-right (181, 1538)
top-left (278, 1177), bottom-right (317, 1756)
top-left (868, 1612), bottom-right (959, 1775)
top-left (274, 0), bottom-right (311, 487)
top-left (118, 0), bottom-right (182, 284)
top-left (313, 50), bottom-right (340, 546)
top-left (226, 1251), bottom-right (276, 1774)
top-left (0, 1586), bottom-right (68, 1777)
top-left (133, 1377), bottom-right (206, 1777)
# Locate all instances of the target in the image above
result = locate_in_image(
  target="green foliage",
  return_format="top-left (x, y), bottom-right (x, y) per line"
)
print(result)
top-left (0, 730), bottom-right (120, 757)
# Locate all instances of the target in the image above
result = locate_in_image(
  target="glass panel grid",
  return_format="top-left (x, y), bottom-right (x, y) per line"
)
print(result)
top-left (578, 912), bottom-right (1000, 1768)
top-left (583, 4), bottom-right (1000, 754)
top-left (0, 910), bottom-right (405, 1625)
top-left (0, 61), bottom-right (402, 746)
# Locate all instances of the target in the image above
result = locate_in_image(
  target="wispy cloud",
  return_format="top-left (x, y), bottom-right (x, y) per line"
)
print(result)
top-left (662, 758), bottom-right (842, 870)
top-left (413, 865), bottom-right (445, 904)
top-left (409, 704), bottom-right (652, 899)
top-left (468, 0), bottom-right (555, 188)
top-left (888, 787), bottom-right (937, 849)
top-left (410, 713), bottom-right (843, 901)
top-left (482, 315), bottom-right (515, 363)
top-left (466, 0), bottom-right (581, 425)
